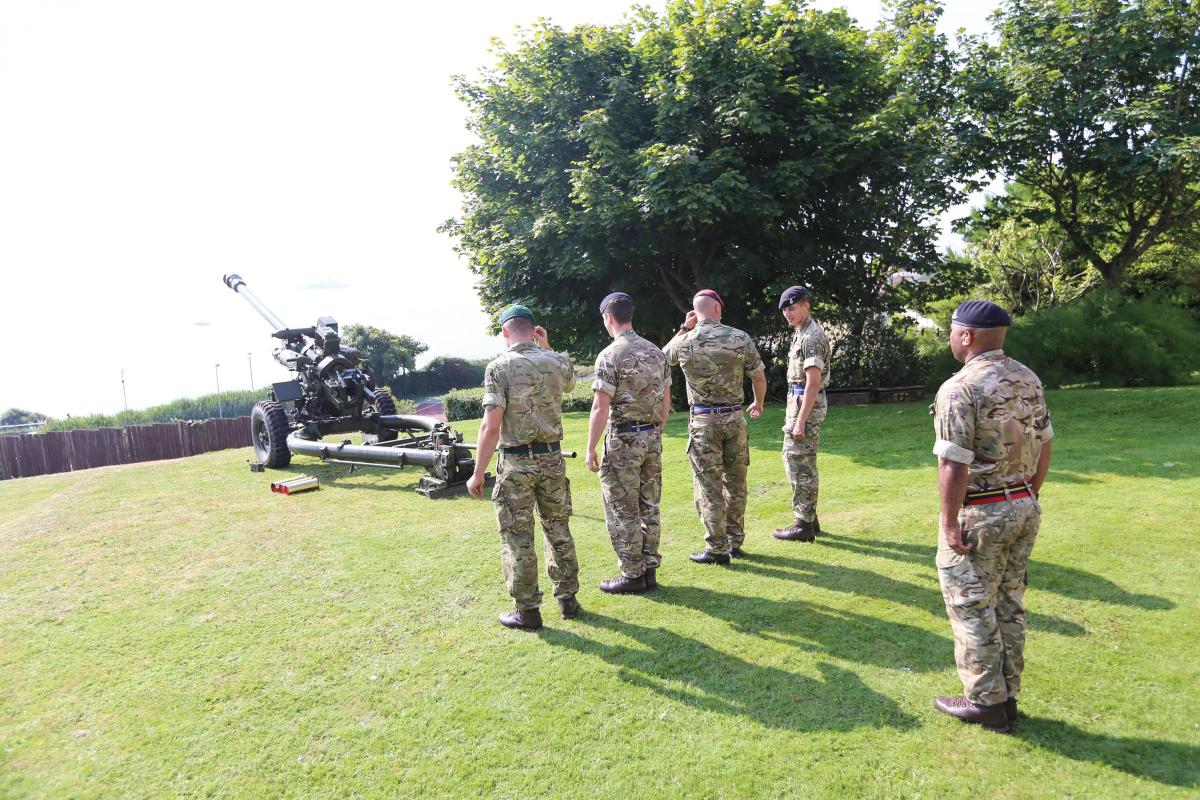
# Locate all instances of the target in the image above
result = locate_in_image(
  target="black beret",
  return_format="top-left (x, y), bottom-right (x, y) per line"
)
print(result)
top-left (778, 285), bottom-right (812, 309)
top-left (599, 292), bottom-right (632, 314)
top-left (952, 300), bottom-right (1012, 329)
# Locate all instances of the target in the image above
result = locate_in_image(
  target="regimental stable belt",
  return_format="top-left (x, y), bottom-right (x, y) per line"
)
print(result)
top-left (500, 441), bottom-right (561, 456)
top-left (612, 421), bottom-right (659, 434)
top-left (788, 383), bottom-right (825, 396)
top-left (690, 405), bottom-right (743, 415)
top-left (963, 481), bottom-right (1035, 506)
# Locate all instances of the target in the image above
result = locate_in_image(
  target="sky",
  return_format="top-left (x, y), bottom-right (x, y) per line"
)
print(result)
top-left (0, 1), bottom-right (995, 418)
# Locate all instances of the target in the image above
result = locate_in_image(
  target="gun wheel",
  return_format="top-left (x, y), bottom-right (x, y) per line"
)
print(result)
top-left (363, 391), bottom-right (399, 444)
top-left (251, 400), bottom-right (292, 468)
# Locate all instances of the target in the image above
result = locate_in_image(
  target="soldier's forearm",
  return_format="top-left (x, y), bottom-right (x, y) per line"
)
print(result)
top-left (938, 459), bottom-right (969, 527)
top-left (1032, 440), bottom-right (1052, 496)
top-left (473, 414), bottom-right (502, 479)
top-left (586, 395), bottom-right (611, 454)
top-left (751, 372), bottom-right (767, 405)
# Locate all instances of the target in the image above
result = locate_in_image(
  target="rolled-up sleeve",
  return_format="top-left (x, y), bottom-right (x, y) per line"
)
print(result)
top-left (743, 337), bottom-right (766, 377)
top-left (561, 355), bottom-right (576, 395)
top-left (933, 386), bottom-right (975, 464)
top-left (482, 363), bottom-right (506, 409)
top-left (591, 351), bottom-right (616, 397)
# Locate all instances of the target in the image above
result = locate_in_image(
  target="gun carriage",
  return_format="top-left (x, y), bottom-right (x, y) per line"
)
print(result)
top-left (222, 273), bottom-right (479, 497)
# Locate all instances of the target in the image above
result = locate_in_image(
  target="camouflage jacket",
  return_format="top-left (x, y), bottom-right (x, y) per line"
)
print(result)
top-left (787, 318), bottom-right (831, 388)
top-left (933, 349), bottom-right (1054, 491)
top-left (663, 319), bottom-right (765, 408)
top-left (592, 330), bottom-right (671, 426)
top-left (482, 341), bottom-right (576, 447)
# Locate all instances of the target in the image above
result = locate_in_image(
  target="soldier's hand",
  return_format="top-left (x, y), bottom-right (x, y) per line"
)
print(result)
top-left (749, 401), bottom-right (764, 419)
top-left (791, 421), bottom-right (806, 440)
top-left (683, 310), bottom-right (698, 331)
top-left (466, 473), bottom-right (486, 499)
top-left (943, 522), bottom-right (973, 555)
top-left (533, 326), bottom-right (550, 348)
top-left (586, 449), bottom-right (601, 472)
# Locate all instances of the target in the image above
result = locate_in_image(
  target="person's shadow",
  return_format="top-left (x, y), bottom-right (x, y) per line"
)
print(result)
top-left (1020, 716), bottom-right (1199, 788)
top-left (540, 612), bottom-right (917, 733)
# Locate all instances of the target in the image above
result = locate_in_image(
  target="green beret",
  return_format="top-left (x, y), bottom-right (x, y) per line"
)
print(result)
top-left (498, 304), bottom-right (535, 326)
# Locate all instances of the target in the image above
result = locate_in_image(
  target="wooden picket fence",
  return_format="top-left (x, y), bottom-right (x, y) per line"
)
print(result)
top-left (0, 417), bottom-right (252, 480)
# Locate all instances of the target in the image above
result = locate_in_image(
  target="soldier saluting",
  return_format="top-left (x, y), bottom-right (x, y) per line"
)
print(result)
top-left (467, 305), bottom-right (580, 631)
top-left (584, 292), bottom-right (672, 594)
top-left (774, 285), bottom-right (830, 543)
top-left (663, 289), bottom-right (766, 564)
top-left (930, 300), bottom-right (1054, 734)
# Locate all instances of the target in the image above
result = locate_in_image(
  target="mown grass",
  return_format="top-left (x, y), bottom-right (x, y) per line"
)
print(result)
top-left (1, 387), bottom-right (1197, 799)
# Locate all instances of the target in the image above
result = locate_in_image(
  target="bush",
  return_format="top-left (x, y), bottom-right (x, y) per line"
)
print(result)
top-left (1005, 292), bottom-right (1200, 388)
top-left (443, 384), bottom-right (593, 422)
top-left (825, 315), bottom-right (932, 389)
top-left (44, 390), bottom-right (264, 432)
top-left (390, 357), bottom-right (491, 399)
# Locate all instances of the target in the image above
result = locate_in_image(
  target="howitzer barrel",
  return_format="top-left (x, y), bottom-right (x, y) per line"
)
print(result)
top-left (223, 273), bottom-right (287, 332)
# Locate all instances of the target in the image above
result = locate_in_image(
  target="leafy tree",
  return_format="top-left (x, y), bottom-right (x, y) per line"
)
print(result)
top-left (960, 0), bottom-right (1200, 288)
top-left (1, 408), bottom-right (46, 426)
top-left (341, 325), bottom-right (428, 381)
top-left (445, 0), bottom-right (972, 360)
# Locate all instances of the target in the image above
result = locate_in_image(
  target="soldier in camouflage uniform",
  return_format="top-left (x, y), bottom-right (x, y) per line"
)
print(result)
top-left (584, 292), bottom-right (672, 594)
top-left (773, 286), bottom-right (831, 543)
top-left (930, 300), bottom-right (1054, 733)
top-left (466, 305), bottom-right (580, 631)
top-left (663, 289), bottom-right (767, 564)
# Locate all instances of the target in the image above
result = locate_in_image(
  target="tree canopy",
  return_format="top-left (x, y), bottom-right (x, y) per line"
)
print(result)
top-left (960, 0), bottom-right (1200, 288)
top-left (445, 0), bottom-right (972, 358)
top-left (341, 325), bottom-right (428, 380)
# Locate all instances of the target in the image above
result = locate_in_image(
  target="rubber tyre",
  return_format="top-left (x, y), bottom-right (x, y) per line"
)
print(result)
top-left (251, 400), bottom-right (292, 468)
top-left (364, 391), bottom-right (399, 444)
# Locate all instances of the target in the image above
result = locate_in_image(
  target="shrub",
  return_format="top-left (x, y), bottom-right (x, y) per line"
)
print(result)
top-left (1005, 292), bottom-right (1200, 388)
top-left (443, 384), bottom-right (593, 422)
top-left (44, 390), bottom-right (264, 432)
top-left (825, 315), bottom-right (932, 389)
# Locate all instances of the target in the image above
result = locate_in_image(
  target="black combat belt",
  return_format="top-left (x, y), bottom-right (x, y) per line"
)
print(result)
top-left (500, 441), bottom-right (561, 457)
top-left (690, 404), bottom-right (742, 415)
top-left (788, 383), bottom-right (824, 396)
top-left (612, 421), bottom-right (659, 434)
top-left (964, 481), bottom-right (1034, 507)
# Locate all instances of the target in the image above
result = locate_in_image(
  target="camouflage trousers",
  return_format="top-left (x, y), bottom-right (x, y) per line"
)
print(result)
top-left (599, 427), bottom-right (663, 578)
top-left (492, 451), bottom-right (579, 611)
top-left (685, 414), bottom-right (749, 555)
top-left (937, 496), bottom-right (1041, 706)
top-left (782, 393), bottom-right (827, 523)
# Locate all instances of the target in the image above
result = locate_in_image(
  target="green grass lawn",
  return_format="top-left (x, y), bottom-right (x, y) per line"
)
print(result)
top-left (1, 387), bottom-right (1197, 799)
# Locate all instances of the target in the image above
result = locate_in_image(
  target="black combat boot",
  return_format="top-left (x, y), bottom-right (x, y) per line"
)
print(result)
top-left (730, 547), bottom-right (747, 557)
top-left (558, 596), bottom-right (581, 620)
top-left (773, 519), bottom-right (815, 542)
top-left (644, 568), bottom-right (658, 590)
top-left (498, 608), bottom-right (543, 630)
top-left (1004, 698), bottom-right (1018, 728)
top-left (813, 514), bottom-right (822, 535)
top-left (932, 696), bottom-right (1011, 733)
top-left (689, 550), bottom-right (731, 565)
top-left (599, 574), bottom-right (647, 594)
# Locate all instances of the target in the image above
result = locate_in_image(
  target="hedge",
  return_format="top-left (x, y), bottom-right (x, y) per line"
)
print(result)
top-left (443, 383), bottom-right (594, 422)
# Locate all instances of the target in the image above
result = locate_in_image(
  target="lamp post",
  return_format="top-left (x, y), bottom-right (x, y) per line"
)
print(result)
top-left (120, 369), bottom-right (129, 413)
top-left (215, 363), bottom-right (223, 418)
top-left (247, 352), bottom-right (255, 390)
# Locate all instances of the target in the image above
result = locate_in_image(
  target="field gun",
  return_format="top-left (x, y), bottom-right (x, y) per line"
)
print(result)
top-left (222, 273), bottom-right (480, 497)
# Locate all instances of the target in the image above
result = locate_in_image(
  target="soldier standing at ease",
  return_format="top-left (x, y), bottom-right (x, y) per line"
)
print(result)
top-left (774, 286), bottom-right (831, 543)
top-left (467, 305), bottom-right (580, 631)
top-left (931, 300), bottom-right (1054, 733)
top-left (663, 290), bottom-right (766, 565)
top-left (584, 292), bottom-right (671, 594)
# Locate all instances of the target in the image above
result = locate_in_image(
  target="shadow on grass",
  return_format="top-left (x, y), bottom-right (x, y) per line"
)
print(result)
top-left (644, 584), bottom-right (950, 671)
top-left (541, 612), bottom-right (917, 733)
top-left (1021, 717), bottom-right (1200, 789)
top-left (816, 534), bottom-right (1175, 610)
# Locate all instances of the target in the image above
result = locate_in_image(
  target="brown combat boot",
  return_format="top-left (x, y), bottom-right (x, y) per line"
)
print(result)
top-left (498, 608), bottom-right (543, 630)
top-left (599, 574), bottom-right (648, 594)
top-left (933, 696), bottom-right (1011, 733)
top-left (774, 519), bottom-right (815, 542)
top-left (558, 596), bottom-right (581, 620)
